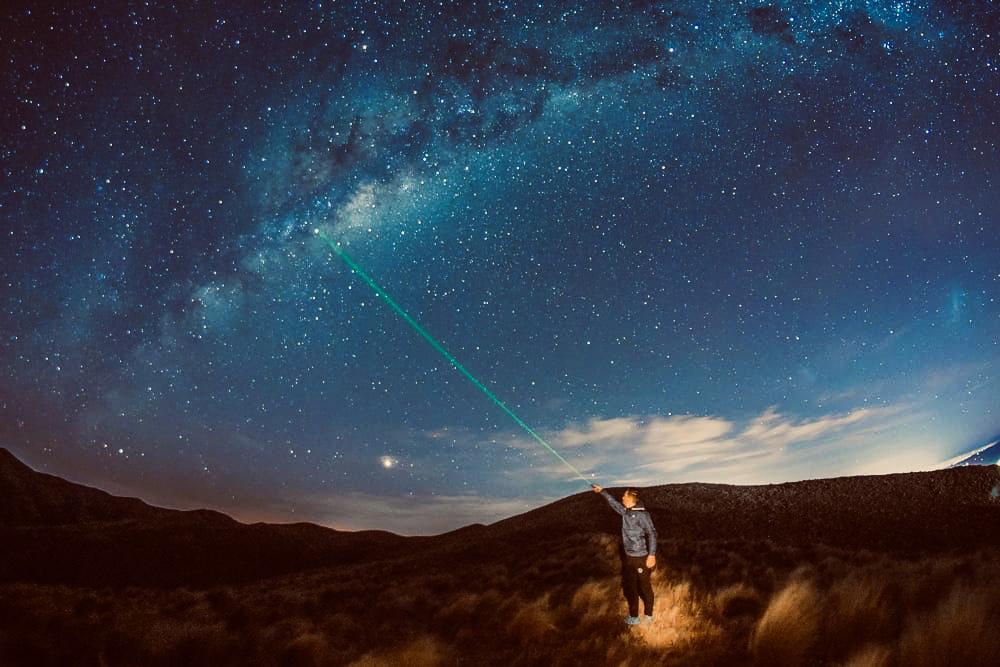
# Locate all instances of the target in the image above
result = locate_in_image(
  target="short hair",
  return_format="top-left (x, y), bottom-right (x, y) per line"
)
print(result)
top-left (624, 488), bottom-right (640, 501)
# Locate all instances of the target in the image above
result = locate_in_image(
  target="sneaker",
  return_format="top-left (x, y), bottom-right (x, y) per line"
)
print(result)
top-left (625, 615), bottom-right (641, 625)
top-left (642, 615), bottom-right (654, 624)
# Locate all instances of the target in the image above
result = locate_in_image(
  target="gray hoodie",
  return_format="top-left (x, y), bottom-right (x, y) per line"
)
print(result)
top-left (601, 489), bottom-right (658, 557)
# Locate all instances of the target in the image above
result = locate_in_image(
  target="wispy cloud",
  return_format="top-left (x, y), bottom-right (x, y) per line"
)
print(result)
top-left (504, 404), bottom-right (917, 486)
top-left (740, 406), bottom-right (881, 448)
top-left (256, 404), bottom-right (925, 533)
top-left (173, 400), bottom-right (943, 534)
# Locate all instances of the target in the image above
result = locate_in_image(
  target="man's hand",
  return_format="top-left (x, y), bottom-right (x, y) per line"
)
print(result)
top-left (591, 484), bottom-right (602, 493)
top-left (645, 554), bottom-right (656, 568)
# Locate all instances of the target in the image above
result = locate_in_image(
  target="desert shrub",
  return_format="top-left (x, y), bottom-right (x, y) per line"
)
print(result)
top-left (750, 576), bottom-right (821, 666)
top-left (479, 564), bottom-right (511, 589)
top-left (506, 594), bottom-right (558, 643)
top-left (347, 635), bottom-right (451, 667)
top-left (432, 588), bottom-right (509, 644)
top-left (402, 588), bottom-right (433, 615)
top-left (280, 629), bottom-right (334, 667)
top-left (569, 579), bottom-right (615, 619)
top-left (841, 643), bottom-right (892, 667)
top-left (713, 582), bottom-right (762, 619)
top-left (438, 588), bottom-right (505, 619)
top-left (6, 543), bottom-right (1000, 667)
top-left (435, 591), bottom-right (479, 622)
top-left (158, 621), bottom-right (234, 666)
top-left (634, 579), bottom-right (724, 653)
top-left (319, 611), bottom-right (357, 638)
top-left (897, 584), bottom-right (1000, 667)
top-left (822, 573), bottom-right (895, 659)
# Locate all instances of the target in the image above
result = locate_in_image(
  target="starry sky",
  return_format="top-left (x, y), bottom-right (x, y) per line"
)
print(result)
top-left (2, 0), bottom-right (998, 534)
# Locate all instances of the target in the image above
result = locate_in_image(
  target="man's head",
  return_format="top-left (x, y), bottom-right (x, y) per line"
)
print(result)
top-left (622, 488), bottom-right (640, 508)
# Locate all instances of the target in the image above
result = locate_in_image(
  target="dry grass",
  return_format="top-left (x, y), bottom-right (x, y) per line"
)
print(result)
top-left (347, 636), bottom-right (451, 667)
top-left (750, 575), bottom-right (822, 665)
top-left (841, 643), bottom-right (893, 667)
top-left (3, 540), bottom-right (1000, 666)
top-left (897, 585), bottom-right (1000, 667)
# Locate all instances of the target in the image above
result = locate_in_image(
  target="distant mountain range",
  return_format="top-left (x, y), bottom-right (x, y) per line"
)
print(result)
top-left (3, 446), bottom-right (1000, 590)
top-left (0, 447), bottom-right (419, 586)
top-left (946, 435), bottom-right (1000, 468)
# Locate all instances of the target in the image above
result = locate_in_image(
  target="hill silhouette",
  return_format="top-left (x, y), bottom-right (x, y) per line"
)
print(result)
top-left (4, 446), bottom-right (1000, 588)
top-left (0, 448), bottom-right (418, 587)
top-left (2, 446), bottom-right (1000, 666)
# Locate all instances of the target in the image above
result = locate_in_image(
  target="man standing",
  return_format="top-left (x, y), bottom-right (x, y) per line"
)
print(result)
top-left (592, 484), bottom-right (658, 625)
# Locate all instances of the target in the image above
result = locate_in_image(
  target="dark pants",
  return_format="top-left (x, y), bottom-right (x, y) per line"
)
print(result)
top-left (621, 554), bottom-right (655, 617)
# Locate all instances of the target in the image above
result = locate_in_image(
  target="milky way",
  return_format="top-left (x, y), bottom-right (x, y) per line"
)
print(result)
top-left (2, 1), bottom-right (998, 533)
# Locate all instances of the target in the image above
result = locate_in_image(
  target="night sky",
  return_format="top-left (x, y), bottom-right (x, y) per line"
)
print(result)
top-left (2, 1), bottom-right (998, 534)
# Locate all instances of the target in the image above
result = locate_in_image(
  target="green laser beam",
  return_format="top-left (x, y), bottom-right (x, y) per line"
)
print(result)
top-left (316, 230), bottom-right (592, 485)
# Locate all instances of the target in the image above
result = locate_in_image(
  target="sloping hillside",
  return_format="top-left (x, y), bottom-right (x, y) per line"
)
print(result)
top-left (0, 448), bottom-right (420, 586)
top-left (4, 447), bottom-right (999, 588)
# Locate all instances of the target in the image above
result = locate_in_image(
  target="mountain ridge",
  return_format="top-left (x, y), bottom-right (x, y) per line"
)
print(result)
top-left (3, 447), bottom-right (1000, 588)
top-left (0, 447), bottom-right (418, 586)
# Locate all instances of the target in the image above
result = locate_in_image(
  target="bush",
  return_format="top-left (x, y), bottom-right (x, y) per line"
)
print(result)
top-left (897, 585), bottom-right (1000, 667)
top-left (750, 577), bottom-right (821, 665)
